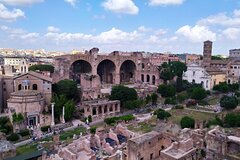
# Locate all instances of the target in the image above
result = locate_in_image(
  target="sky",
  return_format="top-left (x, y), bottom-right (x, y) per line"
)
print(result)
top-left (0, 0), bottom-right (239, 55)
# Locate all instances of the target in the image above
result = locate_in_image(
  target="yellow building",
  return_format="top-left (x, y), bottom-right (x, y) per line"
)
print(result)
top-left (207, 68), bottom-right (226, 89)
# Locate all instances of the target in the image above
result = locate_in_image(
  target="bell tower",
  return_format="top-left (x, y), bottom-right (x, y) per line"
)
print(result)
top-left (202, 40), bottom-right (212, 68)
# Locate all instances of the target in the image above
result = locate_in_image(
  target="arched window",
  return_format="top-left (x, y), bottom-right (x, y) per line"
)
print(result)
top-left (142, 63), bottom-right (145, 69)
top-left (18, 84), bottom-right (22, 90)
top-left (32, 84), bottom-right (38, 90)
top-left (141, 74), bottom-right (144, 82)
top-left (147, 75), bottom-right (150, 83)
top-left (192, 79), bottom-right (195, 84)
top-left (152, 75), bottom-right (156, 85)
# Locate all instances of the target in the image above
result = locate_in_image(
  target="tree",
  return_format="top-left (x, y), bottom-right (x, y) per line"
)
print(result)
top-left (145, 95), bottom-right (151, 104)
top-left (224, 113), bottom-right (240, 127)
top-left (0, 116), bottom-right (13, 134)
top-left (156, 110), bottom-right (171, 120)
top-left (213, 82), bottom-right (229, 93)
top-left (29, 64), bottom-right (54, 73)
top-left (54, 79), bottom-right (79, 101)
top-left (191, 87), bottom-right (207, 100)
top-left (90, 126), bottom-right (97, 135)
top-left (220, 95), bottom-right (238, 110)
top-left (64, 100), bottom-right (76, 122)
top-left (12, 113), bottom-right (24, 123)
top-left (180, 116), bottom-right (195, 129)
top-left (157, 84), bottom-right (176, 97)
top-left (123, 99), bottom-right (143, 109)
top-left (109, 85), bottom-right (138, 106)
top-left (169, 61), bottom-right (187, 92)
top-left (164, 97), bottom-right (177, 105)
top-left (151, 93), bottom-right (158, 105)
top-left (53, 94), bottom-right (68, 120)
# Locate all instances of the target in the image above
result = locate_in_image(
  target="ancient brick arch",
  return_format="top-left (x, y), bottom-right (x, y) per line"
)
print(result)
top-left (97, 59), bottom-right (116, 84)
top-left (119, 60), bottom-right (137, 83)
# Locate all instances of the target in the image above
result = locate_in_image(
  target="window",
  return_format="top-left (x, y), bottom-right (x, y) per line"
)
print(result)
top-left (32, 84), bottom-right (38, 90)
top-left (141, 74), bottom-right (144, 82)
top-left (193, 71), bottom-right (195, 76)
top-left (147, 75), bottom-right (150, 83)
top-left (18, 84), bottom-right (22, 90)
top-left (150, 153), bottom-right (153, 160)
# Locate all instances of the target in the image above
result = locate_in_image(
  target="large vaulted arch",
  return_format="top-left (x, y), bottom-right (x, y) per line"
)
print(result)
top-left (70, 60), bottom-right (92, 84)
top-left (120, 60), bottom-right (136, 83)
top-left (97, 59), bottom-right (116, 84)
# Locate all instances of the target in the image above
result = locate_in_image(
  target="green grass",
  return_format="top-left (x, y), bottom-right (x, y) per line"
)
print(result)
top-left (208, 97), bottom-right (220, 105)
top-left (60, 127), bottom-right (86, 141)
top-left (127, 122), bottom-right (155, 133)
top-left (16, 144), bottom-right (37, 155)
top-left (168, 109), bottom-right (216, 125)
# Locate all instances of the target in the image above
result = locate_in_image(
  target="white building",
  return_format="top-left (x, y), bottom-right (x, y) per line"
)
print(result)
top-left (183, 63), bottom-right (211, 90)
top-left (229, 49), bottom-right (240, 59)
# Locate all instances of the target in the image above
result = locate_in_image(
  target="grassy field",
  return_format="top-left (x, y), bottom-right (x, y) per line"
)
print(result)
top-left (168, 109), bottom-right (216, 125)
top-left (60, 126), bottom-right (86, 140)
top-left (208, 96), bottom-right (221, 105)
top-left (127, 121), bottom-right (156, 134)
top-left (16, 144), bottom-right (37, 155)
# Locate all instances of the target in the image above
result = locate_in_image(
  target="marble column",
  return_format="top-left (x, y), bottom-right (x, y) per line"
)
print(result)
top-left (62, 106), bottom-right (65, 123)
top-left (51, 103), bottom-right (55, 126)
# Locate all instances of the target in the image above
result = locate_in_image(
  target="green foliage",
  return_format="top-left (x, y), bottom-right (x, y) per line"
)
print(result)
top-left (220, 95), bottom-right (238, 110)
top-left (7, 133), bottom-right (19, 141)
top-left (54, 79), bottom-right (79, 101)
top-left (157, 84), bottom-right (176, 97)
top-left (104, 115), bottom-right (135, 125)
top-left (29, 64), bottom-right (54, 73)
top-left (164, 97), bottom-right (177, 105)
top-left (151, 93), bottom-right (158, 105)
top-left (124, 99), bottom-right (143, 109)
top-left (0, 116), bottom-right (13, 134)
top-left (191, 87), bottom-right (207, 100)
top-left (198, 100), bottom-right (209, 106)
top-left (213, 82), bottom-right (229, 93)
top-left (206, 117), bottom-right (223, 128)
top-left (145, 95), bottom-right (151, 104)
top-left (90, 126), bottom-right (97, 134)
top-left (211, 55), bottom-right (224, 60)
top-left (155, 109), bottom-right (171, 120)
top-left (64, 100), bottom-right (76, 122)
top-left (180, 116), bottom-right (195, 129)
top-left (176, 92), bottom-right (188, 103)
top-left (109, 85), bottom-right (138, 106)
top-left (19, 129), bottom-right (30, 137)
top-left (12, 113), bottom-right (24, 123)
top-left (41, 125), bottom-right (50, 132)
top-left (88, 115), bottom-right (92, 123)
top-left (224, 113), bottom-right (240, 127)
top-left (174, 105), bottom-right (184, 109)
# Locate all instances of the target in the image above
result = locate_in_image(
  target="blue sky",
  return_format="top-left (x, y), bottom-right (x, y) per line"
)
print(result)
top-left (0, 0), bottom-right (239, 55)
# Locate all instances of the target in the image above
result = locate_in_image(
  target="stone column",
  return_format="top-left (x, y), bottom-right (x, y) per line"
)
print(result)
top-left (62, 106), bottom-right (65, 124)
top-left (51, 103), bottom-right (55, 126)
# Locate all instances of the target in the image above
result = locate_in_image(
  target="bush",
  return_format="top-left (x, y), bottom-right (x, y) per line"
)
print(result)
top-left (235, 91), bottom-right (240, 97)
top-left (19, 129), bottom-right (30, 137)
top-left (90, 126), bottom-right (97, 134)
top-left (191, 87), bottom-right (207, 100)
top-left (157, 110), bottom-right (171, 120)
top-left (104, 115), bottom-right (135, 125)
top-left (206, 117), bottom-right (223, 128)
top-left (224, 113), bottom-right (240, 127)
top-left (220, 95), bottom-right (238, 110)
top-left (157, 84), bottom-right (176, 97)
top-left (174, 105), bottom-right (184, 109)
top-left (29, 64), bottom-right (54, 73)
top-left (7, 133), bottom-right (19, 141)
top-left (164, 97), bottom-right (177, 105)
top-left (41, 125), bottom-right (50, 132)
top-left (198, 100), bottom-right (209, 106)
top-left (0, 116), bottom-right (13, 134)
top-left (180, 116), bottom-right (195, 129)
top-left (176, 93), bottom-right (188, 103)
top-left (123, 99), bottom-right (143, 109)
top-left (213, 82), bottom-right (229, 93)
top-left (88, 115), bottom-right (92, 123)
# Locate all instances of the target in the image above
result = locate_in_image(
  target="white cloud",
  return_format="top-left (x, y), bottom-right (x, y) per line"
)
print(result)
top-left (102, 0), bottom-right (139, 15)
top-left (222, 28), bottom-right (240, 40)
top-left (47, 26), bottom-right (60, 33)
top-left (95, 28), bottom-right (140, 43)
top-left (0, 0), bottom-right (44, 6)
top-left (64, 0), bottom-right (77, 7)
top-left (154, 29), bottom-right (167, 35)
top-left (138, 26), bottom-right (152, 32)
top-left (44, 32), bottom-right (93, 42)
top-left (0, 25), bottom-right (25, 34)
top-left (0, 3), bottom-right (24, 21)
top-left (198, 11), bottom-right (240, 27)
top-left (176, 25), bottom-right (216, 42)
top-left (149, 0), bottom-right (185, 6)
top-left (93, 14), bottom-right (106, 20)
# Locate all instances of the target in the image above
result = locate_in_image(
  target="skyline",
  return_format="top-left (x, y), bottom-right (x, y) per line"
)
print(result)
top-left (0, 0), bottom-right (239, 54)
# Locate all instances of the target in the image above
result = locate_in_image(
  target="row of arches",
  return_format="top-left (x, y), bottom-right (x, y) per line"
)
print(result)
top-left (18, 84), bottom-right (38, 91)
top-left (141, 74), bottom-right (156, 85)
top-left (70, 59), bottom-right (136, 84)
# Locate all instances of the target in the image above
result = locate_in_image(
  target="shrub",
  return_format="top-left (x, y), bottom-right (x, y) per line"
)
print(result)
top-left (191, 87), bottom-right (207, 100)
top-left (157, 110), bottom-right (171, 120)
top-left (157, 84), bottom-right (176, 97)
top-left (41, 125), bottom-right (50, 132)
top-left (224, 113), bottom-right (240, 127)
top-left (123, 99), bottom-right (143, 109)
top-left (88, 115), bottom-right (92, 123)
top-left (174, 105), bottom-right (184, 109)
top-left (90, 126), bottom-right (97, 134)
top-left (7, 133), bottom-right (20, 141)
top-left (164, 97), bottom-right (177, 105)
top-left (220, 95), bottom-right (238, 110)
top-left (176, 93), bottom-right (188, 103)
top-left (206, 117), bottom-right (223, 128)
top-left (104, 114), bottom-right (135, 125)
top-left (29, 64), bottom-right (54, 73)
top-left (19, 129), bottom-right (30, 137)
top-left (180, 116), bottom-right (195, 129)
top-left (198, 100), bottom-right (209, 106)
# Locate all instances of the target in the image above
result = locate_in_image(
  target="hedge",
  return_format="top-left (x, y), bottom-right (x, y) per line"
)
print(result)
top-left (7, 133), bottom-right (20, 141)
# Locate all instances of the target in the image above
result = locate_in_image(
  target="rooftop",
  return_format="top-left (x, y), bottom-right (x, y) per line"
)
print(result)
top-left (129, 131), bottom-right (159, 145)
